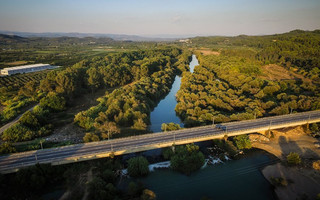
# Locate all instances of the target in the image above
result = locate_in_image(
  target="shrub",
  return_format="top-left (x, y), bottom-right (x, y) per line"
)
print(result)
top-left (141, 189), bottom-right (156, 200)
top-left (83, 133), bottom-right (100, 143)
top-left (234, 135), bottom-right (252, 150)
top-left (2, 123), bottom-right (34, 142)
top-left (40, 92), bottom-right (66, 111)
top-left (170, 144), bottom-right (205, 175)
top-left (161, 122), bottom-right (181, 132)
top-left (313, 160), bottom-right (320, 170)
top-left (0, 142), bottom-right (16, 154)
top-left (127, 156), bottom-right (150, 177)
top-left (270, 177), bottom-right (288, 187)
top-left (19, 111), bottom-right (40, 128)
top-left (287, 152), bottom-right (301, 165)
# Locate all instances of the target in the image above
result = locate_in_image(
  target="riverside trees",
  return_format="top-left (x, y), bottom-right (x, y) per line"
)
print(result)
top-left (74, 48), bottom-right (191, 140)
top-left (176, 30), bottom-right (320, 127)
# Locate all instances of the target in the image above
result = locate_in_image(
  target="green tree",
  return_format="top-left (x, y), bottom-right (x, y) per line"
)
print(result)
top-left (87, 67), bottom-right (101, 93)
top-left (127, 156), bottom-right (150, 177)
top-left (170, 144), bottom-right (205, 175)
top-left (234, 135), bottom-right (252, 150)
top-left (287, 152), bottom-right (301, 165)
top-left (2, 123), bottom-right (35, 142)
top-left (19, 111), bottom-right (40, 128)
top-left (40, 92), bottom-right (66, 111)
top-left (19, 81), bottom-right (38, 100)
top-left (132, 118), bottom-right (147, 130)
top-left (0, 142), bottom-right (16, 154)
top-left (161, 122), bottom-right (181, 132)
top-left (83, 132), bottom-right (100, 143)
top-left (95, 121), bottom-right (120, 140)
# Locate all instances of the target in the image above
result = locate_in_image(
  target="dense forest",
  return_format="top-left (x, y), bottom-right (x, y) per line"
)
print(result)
top-left (74, 48), bottom-right (191, 141)
top-left (176, 30), bottom-right (320, 127)
top-left (0, 47), bottom-right (191, 146)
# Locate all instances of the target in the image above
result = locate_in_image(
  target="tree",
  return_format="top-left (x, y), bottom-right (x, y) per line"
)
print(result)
top-left (287, 152), bottom-right (301, 165)
top-left (19, 111), bottom-right (40, 128)
top-left (87, 177), bottom-right (117, 200)
top-left (0, 142), bottom-right (16, 154)
top-left (87, 67), bottom-right (101, 93)
top-left (161, 123), bottom-right (181, 132)
top-left (132, 118), bottom-right (147, 130)
top-left (313, 160), bottom-right (320, 170)
top-left (170, 144), bottom-right (205, 175)
top-left (40, 92), bottom-right (66, 111)
top-left (234, 135), bottom-right (252, 150)
top-left (127, 181), bottom-right (140, 197)
top-left (95, 121), bottom-right (120, 140)
top-left (141, 189), bottom-right (157, 200)
top-left (127, 156), bottom-right (150, 177)
top-left (2, 123), bottom-right (34, 142)
top-left (19, 81), bottom-right (38, 100)
top-left (83, 133), bottom-right (100, 143)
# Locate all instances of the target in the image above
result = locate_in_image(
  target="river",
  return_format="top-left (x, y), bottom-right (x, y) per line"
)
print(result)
top-left (128, 152), bottom-right (276, 200)
top-left (149, 54), bottom-right (199, 132)
top-left (145, 55), bottom-right (276, 200)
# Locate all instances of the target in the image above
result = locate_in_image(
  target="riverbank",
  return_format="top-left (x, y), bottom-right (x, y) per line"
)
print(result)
top-left (252, 126), bottom-right (320, 200)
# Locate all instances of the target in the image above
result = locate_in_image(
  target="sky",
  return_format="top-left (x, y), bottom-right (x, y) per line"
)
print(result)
top-left (0, 0), bottom-right (319, 37)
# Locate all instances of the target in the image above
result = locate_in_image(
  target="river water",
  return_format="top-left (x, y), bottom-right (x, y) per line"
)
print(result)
top-left (144, 55), bottom-right (276, 200)
top-left (149, 54), bottom-right (199, 132)
top-left (130, 152), bottom-right (276, 200)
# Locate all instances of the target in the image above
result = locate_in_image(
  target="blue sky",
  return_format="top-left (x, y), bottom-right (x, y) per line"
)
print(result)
top-left (0, 0), bottom-right (319, 36)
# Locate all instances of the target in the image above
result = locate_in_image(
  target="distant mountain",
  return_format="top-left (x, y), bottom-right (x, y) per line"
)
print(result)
top-left (0, 34), bottom-right (28, 44)
top-left (0, 31), bottom-right (181, 41)
top-left (0, 33), bottom-right (117, 47)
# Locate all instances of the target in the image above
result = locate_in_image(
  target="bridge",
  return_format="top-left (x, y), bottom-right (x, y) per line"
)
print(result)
top-left (1, 110), bottom-right (320, 174)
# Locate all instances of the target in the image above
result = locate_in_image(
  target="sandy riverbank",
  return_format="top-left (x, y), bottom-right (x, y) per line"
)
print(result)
top-left (252, 126), bottom-right (320, 200)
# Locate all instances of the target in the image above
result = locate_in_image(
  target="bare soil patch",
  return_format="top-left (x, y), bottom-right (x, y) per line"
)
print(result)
top-left (5, 61), bottom-right (30, 66)
top-left (252, 126), bottom-right (320, 160)
top-left (195, 48), bottom-right (220, 56)
top-left (260, 64), bottom-right (313, 83)
top-left (262, 163), bottom-right (320, 200)
top-left (253, 126), bottom-right (320, 200)
top-left (260, 64), bottom-right (295, 81)
top-left (46, 87), bottom-right (116, 143)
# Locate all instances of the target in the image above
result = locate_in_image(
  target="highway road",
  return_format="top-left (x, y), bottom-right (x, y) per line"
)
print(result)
top-left (0, 104), bottom-right (38, 134)
top-left (1, 110), bottom-right (320, 174)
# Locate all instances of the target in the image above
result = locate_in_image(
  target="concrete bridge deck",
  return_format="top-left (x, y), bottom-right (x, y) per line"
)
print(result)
top-left (1, 110), bottom-right (320, 174)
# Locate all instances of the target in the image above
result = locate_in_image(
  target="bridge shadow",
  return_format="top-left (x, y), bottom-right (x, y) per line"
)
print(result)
top-left (278, 136), bottom-right (319, 159)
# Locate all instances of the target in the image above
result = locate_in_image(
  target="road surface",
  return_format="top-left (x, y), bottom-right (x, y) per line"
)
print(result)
top-left (0, 110), bottom-right (320, 174)
top-left (0, 104), bottom-right (38, 134)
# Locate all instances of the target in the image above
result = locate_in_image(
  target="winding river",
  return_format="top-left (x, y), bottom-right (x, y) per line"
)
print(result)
top-left (149, 54), bottom-right (199, 132)
top-left (145, 55), bottom-right (276, 200)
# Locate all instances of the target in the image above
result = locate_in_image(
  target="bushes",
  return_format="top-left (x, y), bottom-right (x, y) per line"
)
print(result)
top-left (83, 133), bottom-right (100, 143)
top-left (161, 122), bottom-right (181, 132)
top-left (75, 48), bottom-right (189, 133)
top-left (127, 156), bottom-right (150, 177)
top-left (1, 123), bottom-right (34, 142)
top-left (175, 47), bottom-right (320, 127)
top-left (270, 177), bottom-right (288, 187)
top-left (287, 152), bottom-right (301, 165)
top-left (234, 135), bottom-right (252, 150)
top-left (169, 144), bottom-right (205, 175)
top-left (0, 142), bottom-right (16, 154)
top-left (313, 160), bottom-right (320, 170)
top-left (39, 92), bottom-right (66, 111)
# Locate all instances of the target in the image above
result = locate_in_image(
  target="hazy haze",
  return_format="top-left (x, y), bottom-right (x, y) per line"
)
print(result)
top-left (0, 0), bottom-right (319, 37)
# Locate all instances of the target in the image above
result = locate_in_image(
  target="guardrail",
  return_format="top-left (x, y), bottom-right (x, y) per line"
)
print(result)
top-left (1, 110), bottom-right (320, 173)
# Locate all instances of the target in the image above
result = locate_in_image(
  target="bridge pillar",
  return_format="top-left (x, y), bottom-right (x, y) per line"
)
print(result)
top-left (171, 144), bottom-right (175, 153)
